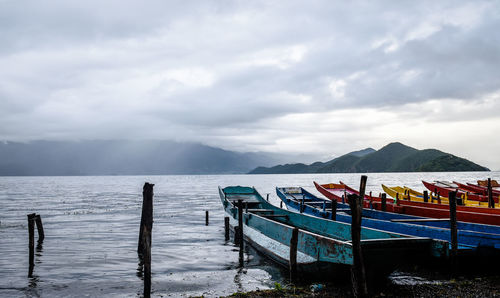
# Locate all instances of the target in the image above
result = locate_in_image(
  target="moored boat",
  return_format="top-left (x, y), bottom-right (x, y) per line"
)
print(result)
top-left (423, 180), bottom-right (498, 203)
top-left (219, 185), bottom-right (448, 284)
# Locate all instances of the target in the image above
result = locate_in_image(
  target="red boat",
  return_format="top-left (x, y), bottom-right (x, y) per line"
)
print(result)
top-left (422, 181), bottom-right (498, 203)
top-left (466, 182), bottom-right (500, 196)
top-left (314, 181), bottom-right (500, 225)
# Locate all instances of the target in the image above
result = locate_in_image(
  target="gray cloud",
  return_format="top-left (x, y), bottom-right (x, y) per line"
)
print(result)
top-left (1, 0), bottom-right (500, 168)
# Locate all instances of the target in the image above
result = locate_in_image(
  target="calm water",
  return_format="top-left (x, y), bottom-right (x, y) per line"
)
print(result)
top-left (0, 172), bottom-right (498, 297)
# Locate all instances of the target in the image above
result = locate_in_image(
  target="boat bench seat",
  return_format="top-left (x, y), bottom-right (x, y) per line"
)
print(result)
top-left (261, 214), bottom-right (289, 219)
top-left (247, 209), bottom-right (274, 213)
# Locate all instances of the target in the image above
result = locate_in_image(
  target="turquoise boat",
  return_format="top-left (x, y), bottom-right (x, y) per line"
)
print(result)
top-left (219, 186), bottom-right (448, 282)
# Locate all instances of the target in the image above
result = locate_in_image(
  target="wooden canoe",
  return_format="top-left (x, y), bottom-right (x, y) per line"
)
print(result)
top-left (219, 185), bottom-right (448, 282)
top-left (423, 181), bottom-right (499, 203)
top-left (382, 185), bottom-right (499, 213)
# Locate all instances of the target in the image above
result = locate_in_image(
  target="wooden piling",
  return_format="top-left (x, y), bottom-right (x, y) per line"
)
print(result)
top-left (395, 193), bottom-right (399, 206)
top-left (138, 183), bottom-right (154, 256)
top-left (423, 191), bottom-right (429, 203)
top-left (143, 226), bottom-right (151, 298)
top-left (488, 178), bottom-right (495, 208)
top-left (224, 216), bottom-right (230, 241)
top-left (289, 227), bottom-right (298, 282)
top-left (27, 213), bottom-right (36, 277)
top-left (331, 199), bottom-right (337, 221)
top-left (348, 193), bottom-right (368, 297)
top-left (205, 210), bottom-right (209, 226)
top-left (234, 226), bottom-right (241, 244)
top-left (358, 175), bottom-right (367, 207)
top-left (34, 214), bottom-right (44, 243)
top-left (238, 200), bottom-right (244, 266)
top-left (449, 191), bottom-right (458, 273)
top-left (381, 193), bottom-right (387, 212)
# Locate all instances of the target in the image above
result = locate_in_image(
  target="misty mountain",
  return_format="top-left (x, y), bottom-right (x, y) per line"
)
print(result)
top-left (249, 142), bottom-right (489, 174)
top-left (0, 140), bottom-right (300, 175)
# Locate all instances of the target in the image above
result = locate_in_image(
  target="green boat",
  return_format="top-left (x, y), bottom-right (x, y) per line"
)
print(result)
top-left (219, 185), bottom-right (449, 283)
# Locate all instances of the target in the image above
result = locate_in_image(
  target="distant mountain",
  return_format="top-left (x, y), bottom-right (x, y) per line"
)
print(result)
top-left (0, 140), bottom-right (293, 175)
top-left (249, 142), bottom-right (489, 174)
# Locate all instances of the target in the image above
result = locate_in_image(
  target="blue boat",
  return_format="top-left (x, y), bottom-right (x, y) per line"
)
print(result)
top-left (276, 187), bottom-right (500, 251)
top-left (219, 185), bottom-right (448, 282)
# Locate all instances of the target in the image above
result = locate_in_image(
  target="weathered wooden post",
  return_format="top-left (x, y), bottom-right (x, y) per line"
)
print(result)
top-left (348, 193), bottom-right (368, 297)
top-left (34, 214), bottom-right (45, 243)
top-left (289, 227), bottom-right (299, 282)
top-left (143, 227), bottom-right (151, 298)
top-left (423, 191), bottom-right (429, 203)
top-left (224, 216), bottom-right (230, 241)
top-left (449, 191), bottom-right (458, 273)
top-left (381, 193), bottom-right (387, 211)
top-left (332, 200), bottom-right (337, 220)
top-left (138, 183), bottom-right (154, 256)
top-left (27, 213), bottom-right (36, 277)
top-left (358, 176), bottom-right (367, 207)
top-left (234, 226), bottom-right (241, 244)
top-left (237, 199), bottom-right (244, 266)
top-left (488, 178), bottom-right (495, 208)
top-left (205, 210), bottom-right (209, 226)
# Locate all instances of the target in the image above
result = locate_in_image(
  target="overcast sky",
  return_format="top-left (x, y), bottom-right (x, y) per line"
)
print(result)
top-left (1, 1), bottom-right (500, 169)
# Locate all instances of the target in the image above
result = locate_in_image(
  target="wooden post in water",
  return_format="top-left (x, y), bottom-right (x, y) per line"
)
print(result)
top-left (348, 193), bottom-right (368, 297)
top-left (205, 211), bottom-right (209, 226)
top-left (358, 175), bottom-right (367, 207)
top-left (142, 226), bottom-right (151, 298)
top-left (331, 200), bottom-right (337, 221)
top-left (34, 214), bottom-right (45, 243)
top-left (423, 191), bottom-right (429, 203)
top-left (488, 178), bottom-right (495, 208)
top-left (138, 183), bottom-right (154, 256)
top-left (289, 227), bottom-right (298, 282)
top-left (449, 191), bottom-right (458, 273)
top-left (224, 216), bottom-right (230, 241)
top-left (381, 193), bottom-right (387, 211)
top-left (237, 200), bottom-right (244, 266)
top-left (27, 213), bottom-right (36, 277)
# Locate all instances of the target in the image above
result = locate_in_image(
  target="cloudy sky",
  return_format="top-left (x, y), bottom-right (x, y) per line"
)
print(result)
top-left (1, 1), bottom-right (500, 169)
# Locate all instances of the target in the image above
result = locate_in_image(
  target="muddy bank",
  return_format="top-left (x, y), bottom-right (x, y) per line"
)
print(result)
top-left (224, 272), bottom-right (500, 297)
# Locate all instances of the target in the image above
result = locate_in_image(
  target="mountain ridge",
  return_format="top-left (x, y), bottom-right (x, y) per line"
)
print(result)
top-left (248, 142), bottom-right (489, 174)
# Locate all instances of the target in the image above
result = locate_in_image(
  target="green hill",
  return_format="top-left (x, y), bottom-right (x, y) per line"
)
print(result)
top-left (248, 142), bottom-right (489, 174)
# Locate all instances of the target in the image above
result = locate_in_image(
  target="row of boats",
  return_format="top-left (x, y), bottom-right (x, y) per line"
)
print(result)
top-left (218, 179), bottom-right (500, 286)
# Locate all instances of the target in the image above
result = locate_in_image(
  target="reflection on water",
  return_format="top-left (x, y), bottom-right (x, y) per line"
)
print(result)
top-left (0, 172), bottom-right (497, 297)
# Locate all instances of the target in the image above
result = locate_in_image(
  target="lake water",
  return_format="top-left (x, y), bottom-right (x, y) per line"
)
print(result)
top-left (0, 172), bottom-right (498, 297)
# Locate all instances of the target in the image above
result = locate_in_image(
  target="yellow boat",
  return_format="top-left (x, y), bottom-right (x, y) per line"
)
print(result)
top-left (381, 184), bottom-right (489, 207)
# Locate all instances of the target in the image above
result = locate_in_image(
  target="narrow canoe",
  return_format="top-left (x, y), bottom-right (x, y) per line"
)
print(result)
top-left (383, 185), bottom-right (499, 213)
top-left (277, 187), bottom-right (500, 250)
top-left (423, 181), bottom-right (499, 203)
top-left (219, 185), bottom-right (448, 282)
top-left (464, 182), bottom-right (500, 196)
